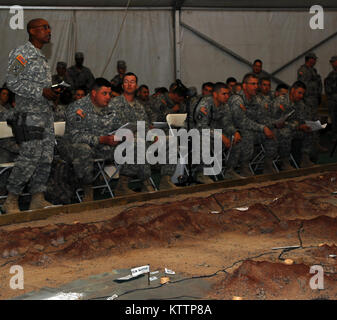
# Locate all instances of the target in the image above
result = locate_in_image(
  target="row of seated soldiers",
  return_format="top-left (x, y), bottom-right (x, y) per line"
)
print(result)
top-left (0, 72), bottom-right (326, 206)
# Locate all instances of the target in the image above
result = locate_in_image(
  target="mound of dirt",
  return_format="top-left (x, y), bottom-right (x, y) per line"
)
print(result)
top-left (208, 260), bottom-right (337, 300)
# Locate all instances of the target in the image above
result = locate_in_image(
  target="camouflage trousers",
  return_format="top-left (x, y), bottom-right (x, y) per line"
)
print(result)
top-left (273, 128), bottom-right (293, 158)
top-left (253, 131), bottom-right (278, 160)
top-left (0, 137), bottom-right (19, 163)
top-left (226, 133), bottom-right (254, 168)
top-left (304, 96), bottom-right (320, 121)
top-left (57, 139), bottom-right (156, 186)
top-left (327, 97), bottom-right (337, 133)
top-left (293, 130), bottom-right (315, 157)
top-left (7, 112), bottom-right (55, 195)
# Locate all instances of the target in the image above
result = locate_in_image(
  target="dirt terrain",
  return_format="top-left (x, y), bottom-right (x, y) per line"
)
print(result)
top-left (1, 172), bottom-right (337, 300)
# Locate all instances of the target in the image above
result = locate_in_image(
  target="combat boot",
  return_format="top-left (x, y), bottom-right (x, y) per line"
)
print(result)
top-left (240, 162), bottom-right (253, 177)
top-left (82, 185), bottom-right (94, 202)
top-left (301, 154), bottom-right (315, 168)
top-left (3, 192), bottom-right (20, 214)
top-left (223, 168), bottom-right (245, 180)
top-left (141, 179), bottom-right (155, 192)
top-left (29, 192), bottom-right (53, 210)
top-left (263, 158), bottom-right (275, 174)
top-left (195, 172), bottom-right (214, 184)
top-left (114, 175), bottom-right (136, 196)
top-left (280, 158), bottom-right (293, 171)
top-left (159, 175), bottom-right (178, 190)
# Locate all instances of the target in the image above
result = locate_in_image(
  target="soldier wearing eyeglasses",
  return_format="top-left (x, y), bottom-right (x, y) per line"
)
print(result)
top-left (4, 18), bottom-right (59, 214)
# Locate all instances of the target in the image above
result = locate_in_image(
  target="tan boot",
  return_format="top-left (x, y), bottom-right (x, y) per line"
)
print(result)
top-left (82, 185), bottom-right (94, 202)
top-left (195, 172), bottom-right (214, 184)
top-left (29, 193), bottom-right (53, 210)
top-left (3, 192), bottom-right (20, 214)
top-left (280, 158), bottom-right (293, 171)
top-left (114, 175), bottom-right (136, 196)
top-left (263, 158), bottom-right (275, 174)
top-left (301, 154), bottom-right (315, 168)
top-left (159, 175), bottom-right (178, 190)
top-left (141, 179), bottom-right (155, 192)
top-left (223, 168), bottom-right (245, 180)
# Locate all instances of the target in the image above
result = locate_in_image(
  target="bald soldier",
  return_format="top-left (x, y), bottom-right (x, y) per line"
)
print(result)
top-left (4, 18), bottom-right (59, 213)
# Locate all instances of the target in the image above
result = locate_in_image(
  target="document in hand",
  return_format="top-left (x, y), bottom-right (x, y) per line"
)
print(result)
top-left (109, 122), bottom-right (137, 135)
top-left (304, 120), bottom-right (327, 131)
top-left (275, 109), bottom-right (295, 125)
top-left (51, 81), bottom-right (71, 89)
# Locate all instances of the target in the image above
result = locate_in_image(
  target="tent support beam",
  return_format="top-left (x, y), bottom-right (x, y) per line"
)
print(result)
top-left (181, 21), bottom-right (286, 85)
top-left (174, 9), bottom-right (181, 80)
top-left (271, 30), bottom-right (337, 76)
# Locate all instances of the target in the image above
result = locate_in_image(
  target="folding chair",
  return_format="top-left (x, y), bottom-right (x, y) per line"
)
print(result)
top-left (165, 113), bottom-right (190, 184)
top-left (249, 143), bottom-right (299, 174)
top-left (75, 129), bottom-right (158, 202)
top-left (0, 122), bottom-right (16, 203)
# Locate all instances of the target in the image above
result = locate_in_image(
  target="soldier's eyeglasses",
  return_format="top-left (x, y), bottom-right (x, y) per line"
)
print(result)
top-left (31, 24), bottom-right (51, 30)
top-left (247, 82), bottom-right (258, 86)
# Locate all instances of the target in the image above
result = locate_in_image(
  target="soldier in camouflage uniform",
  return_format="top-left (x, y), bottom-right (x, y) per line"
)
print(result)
top-left (297, 52), bottom-right (325, 153)
top-left (59, 77), bottom-right (130, 200)
top-left (193, 82), bottom-right (246, 181)
top-left (297, 52), bottom-right (322, 120)
top-left (52, 61), bottom-right (70, 85)
top-left (108, 72), bottom-right (177, 191)
top-left (324, 56), bottom-right (337, 134)
top-left (228, 73), bottom-right (276, 175)
top-left (110, 60), bottom-right (127, 93)
top-left (136, 84), bottom-right (154, 122)
top-left (271, 81), bottom-right (315, 167)
top-left (253, 78), bottom-right (294, 170)
top-left (149, 83), bottom-right (186, 122)
top-left (67, 52), bottom-right (95, 93)
top-left (3, 18), bottom-right (59, 214)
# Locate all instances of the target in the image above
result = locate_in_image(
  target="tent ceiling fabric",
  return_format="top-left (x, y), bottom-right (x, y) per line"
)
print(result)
top-left (1, 0), bottom-right (337, 8)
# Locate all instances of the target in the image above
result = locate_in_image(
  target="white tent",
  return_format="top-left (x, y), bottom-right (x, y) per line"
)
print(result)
top-left (1, 0), bottom-right (337, 92)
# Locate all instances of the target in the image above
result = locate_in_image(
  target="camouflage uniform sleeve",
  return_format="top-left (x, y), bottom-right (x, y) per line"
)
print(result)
top-left (297, 66), bottom-right (310, 84)
top-left (229, 96), bottom-right (265, 132)
top-left (324, 72), bottom-right (336, 96)
top-left (6, 48), bottom-right (46, 101)
top-left (217, 110), bottom-right (237, 136)
top-left (65, 102), bottom-right (100, 146)
top-left (194, 98), bottom-right (212, 131)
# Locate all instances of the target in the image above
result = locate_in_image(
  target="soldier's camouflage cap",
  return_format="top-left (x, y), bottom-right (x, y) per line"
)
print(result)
top-left (305, 52), bottom-right (317, 59)
top-left (117, 60), bottom-right (126, 68)
top-left (330, 56), bottom-right (337, 63)
top-left (56, 61), bottom-right (67, 68)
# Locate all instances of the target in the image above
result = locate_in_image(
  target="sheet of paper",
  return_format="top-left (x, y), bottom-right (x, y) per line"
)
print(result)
top-left (305, 120), bottom-right (327, 131)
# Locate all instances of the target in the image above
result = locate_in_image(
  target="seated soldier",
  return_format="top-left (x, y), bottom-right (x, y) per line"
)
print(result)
top-left (192, 82), bottom-right (246, 181)
top-left (271, 81), bottom-right (315, 168)
top-left (226, 77), bottom-right (237, 93)
top-left (228, 73), bottom-right (275, 175)
top-left (59, 77), bottom-right (144, 201)
top-left (108, 72), bottom-right (177, 191)
top-left (275, 83), bottom-right (289, 98)
top-left (149, 81), bottom-right (186, 122)
top-left (253, 79), bottom-right (293, 170)
top-left (74, 87), bottom-right (86, 101)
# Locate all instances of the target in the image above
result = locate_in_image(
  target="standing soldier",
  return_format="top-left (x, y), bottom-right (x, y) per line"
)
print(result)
top-left (111, 60), bottom-right (127, 93)
top-left (297, 52), bottom-right (322, 120)
top-left (324, 56), bottom-right (337, 135)
top-left (67, 52), bottom-right (95, 93)
top-left (4, 18), bottom-right (59, 213)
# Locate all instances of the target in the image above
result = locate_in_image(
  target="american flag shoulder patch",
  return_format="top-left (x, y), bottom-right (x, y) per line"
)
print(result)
top-left (16, 55), bottom-right (27, 66)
